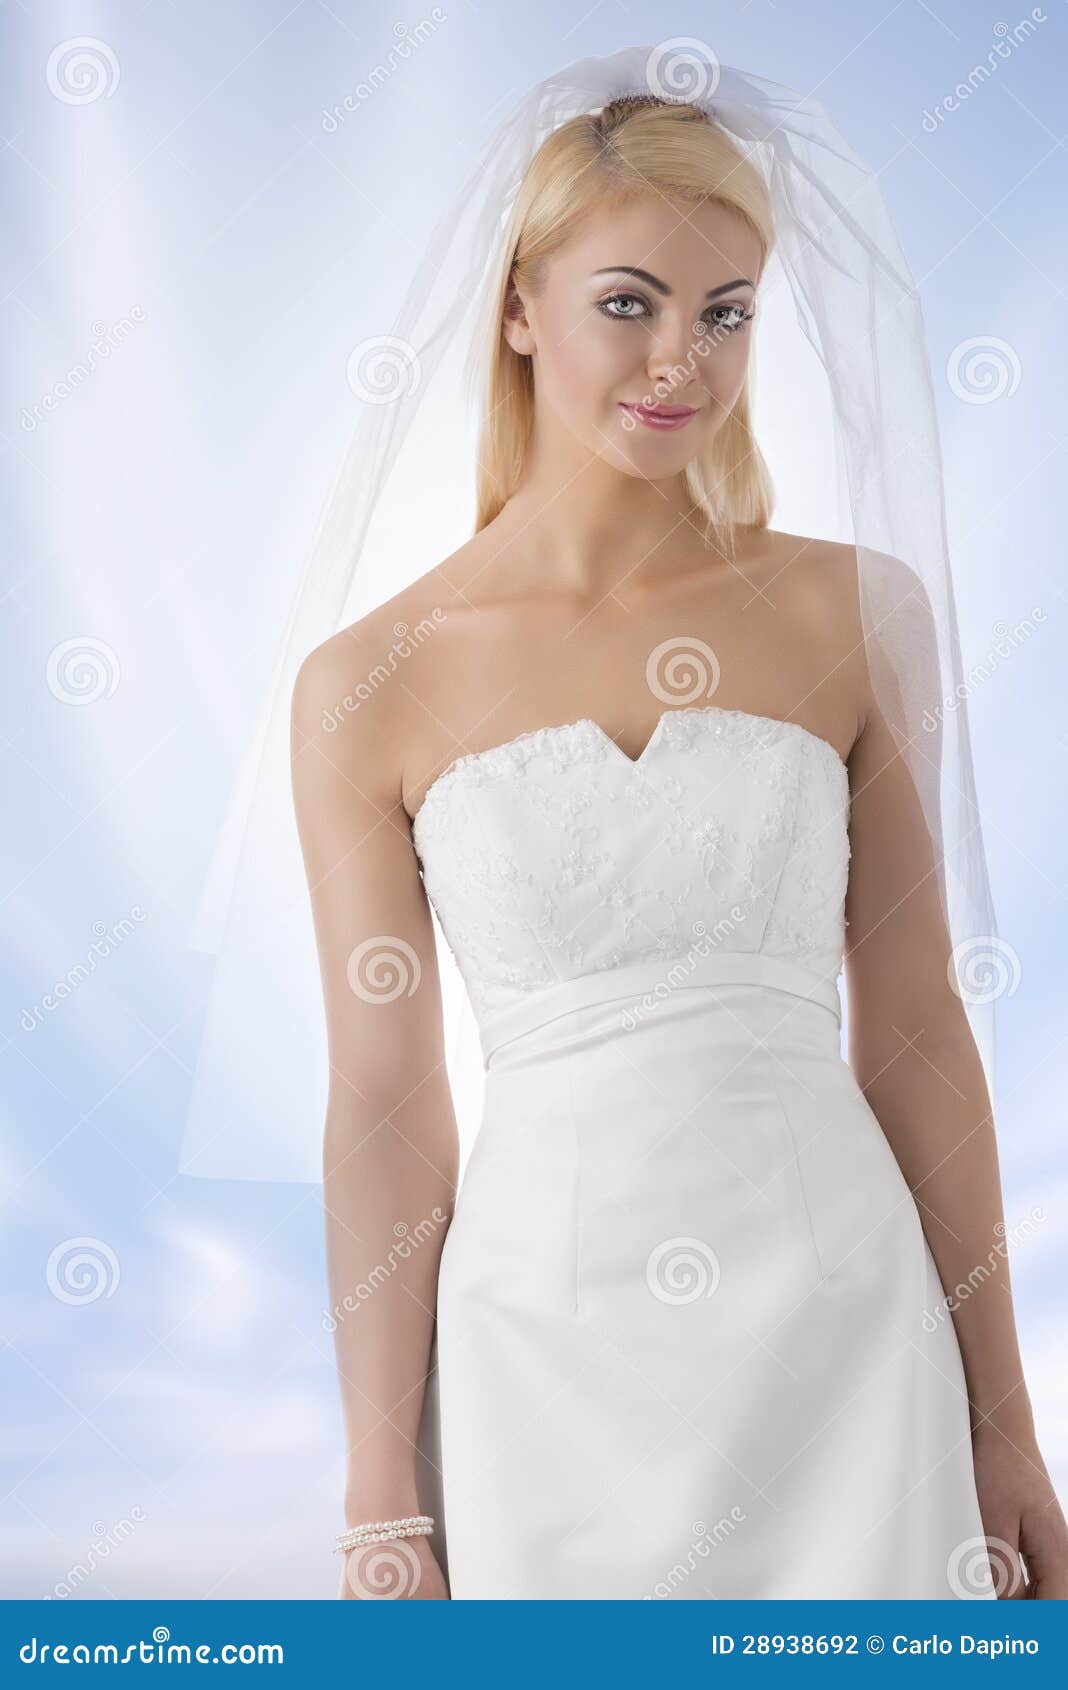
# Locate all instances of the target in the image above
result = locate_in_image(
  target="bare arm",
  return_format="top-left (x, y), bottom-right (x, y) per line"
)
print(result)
top-left (292, 631), bottom-right (457, 1599)
top-left (844, 698), bottom-right (1066, 1598)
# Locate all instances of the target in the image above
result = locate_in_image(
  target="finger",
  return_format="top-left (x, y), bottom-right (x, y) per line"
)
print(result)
top-left (982, 1532), bottom-right (1028, 1599)
top-left (1019, 1511), bottom-right (1068, 1601)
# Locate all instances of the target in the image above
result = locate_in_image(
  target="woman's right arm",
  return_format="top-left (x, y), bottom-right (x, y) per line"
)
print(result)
top-left (291, 631), bottom-right (457, 1600)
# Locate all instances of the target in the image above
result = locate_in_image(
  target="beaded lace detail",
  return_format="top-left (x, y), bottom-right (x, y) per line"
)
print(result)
top-left (412, 707), bottom-right (851, 1019)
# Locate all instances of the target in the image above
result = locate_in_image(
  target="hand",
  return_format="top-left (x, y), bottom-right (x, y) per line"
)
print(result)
top-left (971, 1423), bottom-right (1068, 1599)
top-left (337, 1532), bottom-right (448, 1600)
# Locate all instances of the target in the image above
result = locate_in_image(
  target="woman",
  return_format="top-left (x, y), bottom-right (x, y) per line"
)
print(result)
top-left (185, 49), bottom-right (1063, 1599)
top-left (287, 78), bottom-right (1064, 1601)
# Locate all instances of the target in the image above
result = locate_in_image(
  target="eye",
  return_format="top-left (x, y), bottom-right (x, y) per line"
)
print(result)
top-left (597, 291), bottom-right (652, 322)
top-left (597, 292), bottom-right (754, 335)
top-left (701, 303), bottom-right (754, 335)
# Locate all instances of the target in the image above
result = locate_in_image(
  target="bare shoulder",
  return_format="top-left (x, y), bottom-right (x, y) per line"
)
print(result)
top-left (291, 600), bottom-right (411, 807)
top-left (291, 536), bottom-right (488, 796)
top-left (778, 531), bottom-right (934, 633)
top-left (763, 531), bottom-right (874, 748)
top-left (761, 530), bottom-right (857, 618)
top-left (752, 529), bottom-right (865, 667)
top-left (771, 532), bottom-right (940, 746)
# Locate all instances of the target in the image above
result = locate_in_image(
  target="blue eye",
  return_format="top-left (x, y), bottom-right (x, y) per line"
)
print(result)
top-left (597, 292), bottom-right (754, 334)
top-left (597, 291), bottom-right (650, 321)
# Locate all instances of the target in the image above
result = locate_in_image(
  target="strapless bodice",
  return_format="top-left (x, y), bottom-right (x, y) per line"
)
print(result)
top-left (411, 706), bottom-right (852, 1026)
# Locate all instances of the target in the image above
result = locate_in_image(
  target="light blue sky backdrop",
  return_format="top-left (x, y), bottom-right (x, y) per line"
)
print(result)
top-left (2, 0), bottom-right (1064, 1598)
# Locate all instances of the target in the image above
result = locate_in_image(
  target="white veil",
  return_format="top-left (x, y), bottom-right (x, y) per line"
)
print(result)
top-left (181, 43), bottom-right (1000, 1185)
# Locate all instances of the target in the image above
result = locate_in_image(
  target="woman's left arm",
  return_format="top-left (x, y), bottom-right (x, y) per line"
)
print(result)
top-left (843, 699), bottom-right (1067, 1599)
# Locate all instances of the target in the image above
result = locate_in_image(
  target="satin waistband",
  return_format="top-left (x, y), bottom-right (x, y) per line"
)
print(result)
top-left (478, 951), bottom-right (842, 1067)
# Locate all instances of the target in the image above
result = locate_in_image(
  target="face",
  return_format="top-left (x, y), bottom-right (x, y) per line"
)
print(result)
top-left (503, 193), bottom-right (763, 479)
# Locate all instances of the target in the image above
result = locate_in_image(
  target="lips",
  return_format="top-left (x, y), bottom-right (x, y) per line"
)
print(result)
top-left (619, 401), bottom-right (700, 431)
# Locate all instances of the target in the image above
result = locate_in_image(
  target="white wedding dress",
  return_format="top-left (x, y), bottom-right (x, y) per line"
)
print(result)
top-left (411, 705), bottom-right (993, 1601)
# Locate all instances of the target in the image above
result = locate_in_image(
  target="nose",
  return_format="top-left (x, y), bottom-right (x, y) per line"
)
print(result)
top-left (644, 311), bottom-right (706, 398)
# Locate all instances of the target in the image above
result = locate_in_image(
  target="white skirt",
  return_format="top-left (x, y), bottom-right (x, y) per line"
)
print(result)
top-left (428, 953), bottom-right (994, 1600)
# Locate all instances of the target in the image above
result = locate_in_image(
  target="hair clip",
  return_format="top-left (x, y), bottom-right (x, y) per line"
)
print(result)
top-left (604, 86), bottom-right (716, 118)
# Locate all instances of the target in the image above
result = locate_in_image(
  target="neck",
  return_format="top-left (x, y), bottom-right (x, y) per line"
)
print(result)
top-left (494, 424), bottom-right (726, 598)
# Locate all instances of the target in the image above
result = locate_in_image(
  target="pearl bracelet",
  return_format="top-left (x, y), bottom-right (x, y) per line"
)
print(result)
top-left (334, 1514), bottom-right (435, 1554)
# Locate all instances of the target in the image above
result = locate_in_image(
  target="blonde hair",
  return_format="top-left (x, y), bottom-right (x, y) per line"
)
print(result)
top-left (469, 94), bottom-right (777, 546)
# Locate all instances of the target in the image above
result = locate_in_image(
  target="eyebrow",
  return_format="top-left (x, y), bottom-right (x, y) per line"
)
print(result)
top-left (592, 266), bottom-right (754, 300)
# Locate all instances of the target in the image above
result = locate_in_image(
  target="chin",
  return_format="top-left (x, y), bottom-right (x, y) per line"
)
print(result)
top-left (605, 428), bottom-right (703, 478)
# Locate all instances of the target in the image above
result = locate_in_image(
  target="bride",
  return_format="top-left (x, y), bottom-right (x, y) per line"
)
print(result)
top-left (282, 63), bottom-right (1065, 1600)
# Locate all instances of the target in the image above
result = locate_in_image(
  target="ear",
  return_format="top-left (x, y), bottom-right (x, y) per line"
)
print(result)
top-left (501, 280), bottom-right (535, 356)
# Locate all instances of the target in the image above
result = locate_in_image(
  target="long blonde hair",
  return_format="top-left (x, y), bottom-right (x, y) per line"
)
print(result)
top-left (469, 94), bottom-right (777, 545)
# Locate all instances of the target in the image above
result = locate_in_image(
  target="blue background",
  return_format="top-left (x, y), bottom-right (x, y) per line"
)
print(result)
top-left (1, 0), bottom-right (1064, 1599)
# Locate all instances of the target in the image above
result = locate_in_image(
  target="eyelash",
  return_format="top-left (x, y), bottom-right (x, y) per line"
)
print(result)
top-left (596, 292), bottom-right (754, 334)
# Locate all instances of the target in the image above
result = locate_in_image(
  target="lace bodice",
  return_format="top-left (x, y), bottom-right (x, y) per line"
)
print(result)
top-left (411, 706), bottom-right (852, 1021)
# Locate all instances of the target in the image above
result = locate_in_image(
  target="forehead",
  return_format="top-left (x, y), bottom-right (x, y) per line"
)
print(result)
top-left (552, 193), bottom-right (763, 286)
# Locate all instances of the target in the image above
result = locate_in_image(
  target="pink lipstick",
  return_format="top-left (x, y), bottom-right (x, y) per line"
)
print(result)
top-left (620, 402), bottom-right (699, 432)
